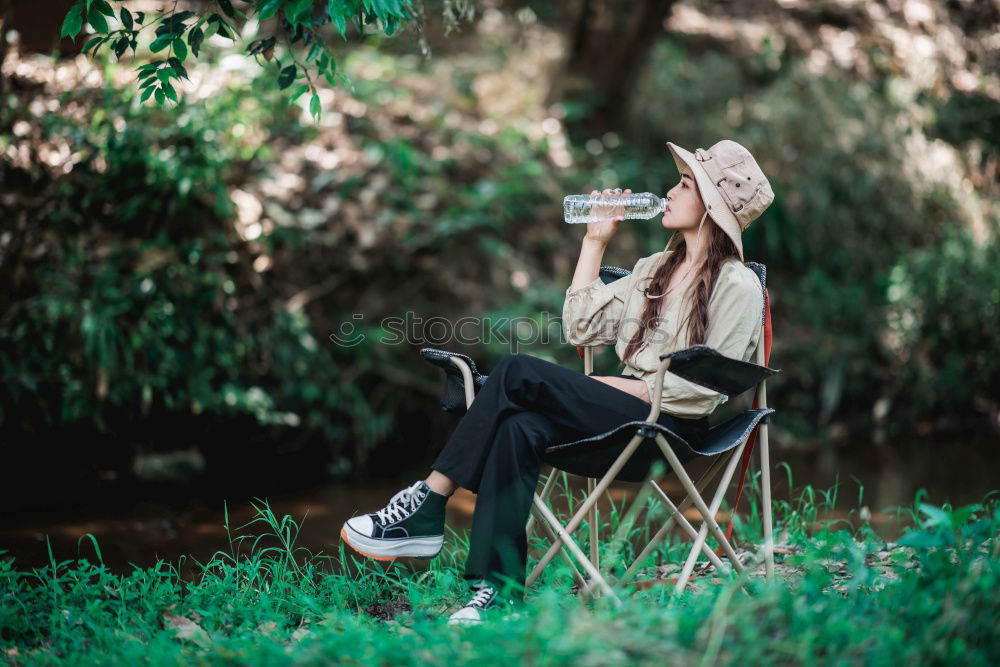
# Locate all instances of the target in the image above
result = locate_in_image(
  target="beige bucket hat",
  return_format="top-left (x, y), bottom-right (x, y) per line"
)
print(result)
top-left (666, 139), bottom-right (774, 261)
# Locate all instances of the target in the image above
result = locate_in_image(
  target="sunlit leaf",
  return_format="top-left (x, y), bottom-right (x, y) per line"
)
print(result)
top-left (173, 36), bottom-right (188, 62)
top-left (285, 0), bottom-right (312, 23)
top-left (92, 0), bottom-right (114, 18)
top-left (81, 36), bottom-right (104, 54)
top-left (188, 26), bottom-right (204, 57)
top-left (278, 64), bottom-right (297, 90)
top-left (288, 83), bottom-right (309, 104)
top-left (150, 33), bottom-right (173, 53)
top-left (258, 0), bottom-right (283, 22)
top-left (162, 82), bottom-right (178, 103)
top-left (87, 5), bottom-right (109, 33)
top-left (168, 57), bottom-right (190, 81)
top-left (328, 0), bottom-right (348, 39)
top-left (60, 1), bottom-right (84, 39)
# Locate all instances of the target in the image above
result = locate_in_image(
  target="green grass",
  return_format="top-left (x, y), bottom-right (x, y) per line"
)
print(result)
top-left (1, 471), bottom-right (998, 665)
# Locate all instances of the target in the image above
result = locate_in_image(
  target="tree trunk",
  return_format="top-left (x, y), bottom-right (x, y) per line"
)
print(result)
top-left (548, 0), bottom-right (676, 139)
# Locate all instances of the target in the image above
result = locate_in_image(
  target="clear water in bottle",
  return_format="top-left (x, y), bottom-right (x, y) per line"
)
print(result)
top-left (563, 192), bottom-right (667, 224)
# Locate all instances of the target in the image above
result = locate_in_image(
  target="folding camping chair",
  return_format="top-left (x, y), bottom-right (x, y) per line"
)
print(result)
top-left (420, 262), bottom-right (777, 601)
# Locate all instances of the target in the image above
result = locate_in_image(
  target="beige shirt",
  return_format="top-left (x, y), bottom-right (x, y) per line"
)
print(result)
top-left (562, 249), bottom-right (764, 419)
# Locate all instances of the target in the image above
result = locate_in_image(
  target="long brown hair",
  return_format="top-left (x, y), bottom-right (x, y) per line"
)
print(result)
top-left (620, 222), bottom-right (740, 368)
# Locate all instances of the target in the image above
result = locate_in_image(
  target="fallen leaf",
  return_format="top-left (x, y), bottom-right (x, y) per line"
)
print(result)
top-left (163, 613), bottom-right (211, 647)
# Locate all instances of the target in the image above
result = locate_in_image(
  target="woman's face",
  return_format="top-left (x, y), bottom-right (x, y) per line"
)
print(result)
top-left (662, 166), bottom-right (707, 231)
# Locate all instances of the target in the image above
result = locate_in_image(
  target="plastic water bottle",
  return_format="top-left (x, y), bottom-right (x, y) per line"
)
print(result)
top-left (563, 192), bottom-right (666, 224)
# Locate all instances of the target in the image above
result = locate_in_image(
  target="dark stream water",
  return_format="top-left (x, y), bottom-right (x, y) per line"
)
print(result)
top-left (1, 436), bottom-right (995, 575)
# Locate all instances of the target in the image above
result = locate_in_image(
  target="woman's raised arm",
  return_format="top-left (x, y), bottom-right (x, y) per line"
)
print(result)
top-left (568, 187), bottom-right (630, 291)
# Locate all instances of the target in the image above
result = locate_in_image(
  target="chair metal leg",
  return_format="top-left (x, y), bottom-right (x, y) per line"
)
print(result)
top-left (653, 434), bottom-right (745, 575)
top-left (754, 336), bottom-right (775, 581)
top-left (644, 469), bottom-right (735, 576)
top-left (526, 433), bottom-right (644, 588)
top-left (588, 478), bottom-right (599, 568)
top-left (580, 348), bottom-right (600, 569)
top-left (526, 470), bottom-right (557, 540)
top-left (532, 495), bottom-right (620, 604)
top-left (620, 454), bottom-right (728, 581)
top-left (587, 474), bottom-right (736, 598)
top-left (673, 443), bottom-right (746, 592)
top-left (531, 503), bottom-right (588, 590)
top-left (758, 387), bottom-right (775, 581)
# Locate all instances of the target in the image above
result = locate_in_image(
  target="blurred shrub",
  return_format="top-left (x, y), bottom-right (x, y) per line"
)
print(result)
top-left (629, 38), bottom-right (998, 440)
top-left (0, 61), bottom-right (390, 481)
top-left (0, 47), bottom-right (570, 485)
top-left (885, 228), bottom-right (1000, 428)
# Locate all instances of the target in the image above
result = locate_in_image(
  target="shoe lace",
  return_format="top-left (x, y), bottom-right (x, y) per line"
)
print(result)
top-left (375, 481), bottom-right (426, 525)
top-left (467, 586), bottom-right (496, 609)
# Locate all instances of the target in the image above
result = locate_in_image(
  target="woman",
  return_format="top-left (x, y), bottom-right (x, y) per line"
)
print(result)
top-left (340, 139), bottom-right (775, 624)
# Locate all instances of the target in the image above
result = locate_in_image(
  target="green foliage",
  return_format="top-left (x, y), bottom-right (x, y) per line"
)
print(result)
top-left (930, 90), bottom-right (1000, 161)
top-left (0, 62), bottom-right (386, 466)
top-left (0, 487), bottom-right (997, 664)
top-left (57, 0), bottom-right (468, 118)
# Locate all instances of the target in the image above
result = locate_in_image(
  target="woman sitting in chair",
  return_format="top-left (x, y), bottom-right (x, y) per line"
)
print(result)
top-left (340, 139), bottom-right (775, 624)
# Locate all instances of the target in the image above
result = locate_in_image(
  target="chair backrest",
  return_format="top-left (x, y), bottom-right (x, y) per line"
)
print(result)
top-left (598, 265), bottom-right (631, 284)
top-left (743, 261), bottom-right (767, 328)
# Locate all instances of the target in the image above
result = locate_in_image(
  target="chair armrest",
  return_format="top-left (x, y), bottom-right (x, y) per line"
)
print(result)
top-left (658, 344), bottom-right (779, 397)
top-left (420, 347), bottom-right (488, 413)
top-left (643, 356), bottom-right (675, 423)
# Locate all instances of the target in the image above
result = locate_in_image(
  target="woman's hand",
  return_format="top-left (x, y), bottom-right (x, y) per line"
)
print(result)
top-left (584, 187), bottom-right (632, 245)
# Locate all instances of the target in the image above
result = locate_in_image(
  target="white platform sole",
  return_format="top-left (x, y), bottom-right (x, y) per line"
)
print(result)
top-left (340, 523), bottom-right (443, 560)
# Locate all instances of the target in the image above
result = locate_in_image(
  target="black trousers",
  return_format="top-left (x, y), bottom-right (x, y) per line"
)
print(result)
top-left (430, 352), bottom-right (709, 594)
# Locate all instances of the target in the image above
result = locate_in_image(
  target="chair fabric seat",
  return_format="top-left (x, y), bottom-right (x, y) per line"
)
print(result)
top-left (542, 408), bottom-right (774, 483)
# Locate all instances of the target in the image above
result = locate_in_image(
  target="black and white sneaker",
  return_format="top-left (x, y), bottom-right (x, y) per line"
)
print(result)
top-left (446, 583), bottom-right (517, 626)
top-left (340, 480), bottom-right (447, 561)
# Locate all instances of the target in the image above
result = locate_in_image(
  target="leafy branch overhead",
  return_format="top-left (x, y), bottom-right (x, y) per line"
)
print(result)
top-left (59, 0), bottom-right (446, 118)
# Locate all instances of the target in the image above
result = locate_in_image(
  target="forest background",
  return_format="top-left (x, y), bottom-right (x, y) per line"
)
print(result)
top-left (1, 0), bottom-right (998, 509)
